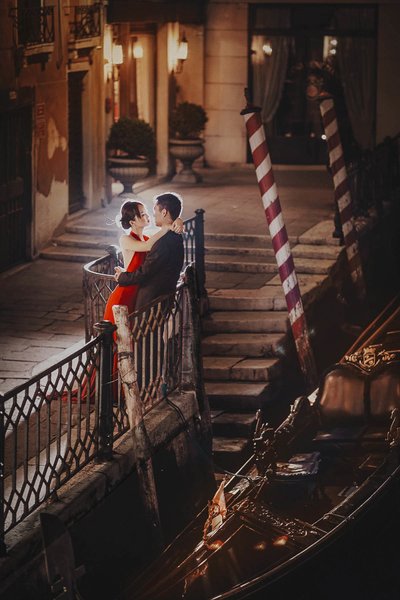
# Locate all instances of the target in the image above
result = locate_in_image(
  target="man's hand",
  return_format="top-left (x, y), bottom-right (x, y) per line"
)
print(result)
top-left (114, 266), bottom-right (125, 282)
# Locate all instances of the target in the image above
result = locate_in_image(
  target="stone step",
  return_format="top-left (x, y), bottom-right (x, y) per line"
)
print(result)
top-left (202, 333), bottom-right (287, 357)
top-left (298, 220), bottom-right (341, 246)
top-left (205, 243), bottom-right (341, 261)
top-left (206, 381), bottom-right (274, 411)
top-left (51, 233), bottom-right (118, 249)
top-left (205, 245), bottom-right (276, 258)
top-left (293, 243), bottom-right (343, 260)
top-left (204, 232), bottom-right (298, 246)
top-left (208, 287), bottom-right (286, 311)
top-left (205, 255), bottom-right (335, 275)
top-left (211, 412), bottom-right (257, 437)
top-left (40, 246), bottom-right (104, 262)
top-left (204, 356), bottom-right (281, 381)
top-left (202, 311), bottom-right (288, 334)
top-left (212, 436), bottom-right (251, 472)
top-left (66, 224), bottom-right (117, 237)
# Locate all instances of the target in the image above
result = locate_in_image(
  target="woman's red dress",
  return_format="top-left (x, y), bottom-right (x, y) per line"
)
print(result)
top-left (103, 231), bottom-right (149, 324)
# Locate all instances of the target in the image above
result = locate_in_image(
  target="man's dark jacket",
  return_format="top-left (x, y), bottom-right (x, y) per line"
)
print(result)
top-left (117, 231), bottom-right (184, 310)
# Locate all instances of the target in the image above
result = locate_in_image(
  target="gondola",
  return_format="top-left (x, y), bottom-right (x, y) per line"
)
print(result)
top-left (123, 296), bottom-right (400, 600)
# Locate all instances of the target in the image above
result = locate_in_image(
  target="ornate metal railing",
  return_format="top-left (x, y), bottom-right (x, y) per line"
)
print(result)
top-left (0, 270), bottom-right (197, 553)
top-left (83, 209), bottom-right (206, 341)
top-left (68, 3), bottom-right (102, 41)
top-left (9, 6), bottom-right (55, 47)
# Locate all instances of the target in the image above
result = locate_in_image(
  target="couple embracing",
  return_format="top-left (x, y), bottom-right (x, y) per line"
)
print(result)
top-left (104, 192), bottom-right (184, 323)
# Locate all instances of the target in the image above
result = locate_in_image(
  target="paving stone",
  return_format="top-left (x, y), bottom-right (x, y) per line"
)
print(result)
top-left (44, 312), bottom-right (83, 322)
top-left (45, 321), bottom-right (85, 334)
top-left (2, 347), bottom-right (59, 362)
top-left (0, 361), bottom-right (35, 374)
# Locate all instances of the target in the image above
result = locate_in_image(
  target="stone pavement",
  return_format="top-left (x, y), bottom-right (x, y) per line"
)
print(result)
top-left (0, 165), bottom-right (335, 394)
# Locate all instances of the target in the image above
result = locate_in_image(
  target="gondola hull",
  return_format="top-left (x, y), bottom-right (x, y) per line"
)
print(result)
top-left (122, 297), bottom-right (400, 600)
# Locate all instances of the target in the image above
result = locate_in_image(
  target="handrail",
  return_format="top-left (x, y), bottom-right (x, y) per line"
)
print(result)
top-left (0, 267), bottom-right (200, 553)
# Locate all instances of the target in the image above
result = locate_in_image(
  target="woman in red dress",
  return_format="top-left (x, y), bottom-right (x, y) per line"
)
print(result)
top-left (103, 199), bottom-right (182, 324)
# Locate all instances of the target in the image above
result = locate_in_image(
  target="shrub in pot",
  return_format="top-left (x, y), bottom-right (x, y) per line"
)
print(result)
top-left (169, 102), bottom-right (208, 183)
top-left (107, 117), bottom-right (156, 195)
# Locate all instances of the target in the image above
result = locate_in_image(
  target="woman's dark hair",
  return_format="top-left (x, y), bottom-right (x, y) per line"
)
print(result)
top-left (118, 200), bottom-right (143, 230)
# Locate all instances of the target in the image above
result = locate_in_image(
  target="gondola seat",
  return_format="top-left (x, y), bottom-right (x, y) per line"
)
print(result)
top-left (315, 364), bottom-right (400, 442)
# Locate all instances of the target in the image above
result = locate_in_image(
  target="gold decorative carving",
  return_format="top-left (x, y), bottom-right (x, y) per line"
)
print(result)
top-left (344, 344), bottom-right (400, 373)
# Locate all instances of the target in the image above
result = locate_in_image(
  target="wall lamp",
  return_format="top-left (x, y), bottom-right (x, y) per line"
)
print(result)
top-left (174, 32), bottom-right (188, 73)
top-left (132, 38), bottom-right (144, 59)
top-left (112, 44), bottom-right (123, 65)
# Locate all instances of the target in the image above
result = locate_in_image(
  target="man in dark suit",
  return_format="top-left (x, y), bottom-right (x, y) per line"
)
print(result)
top-left (114, 192), bottom-right (184, 309)
top-left (114, 192), bottom-right (184, 393)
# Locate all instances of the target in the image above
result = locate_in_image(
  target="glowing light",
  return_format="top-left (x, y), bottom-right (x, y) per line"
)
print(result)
top-left (254, 541), bottom-right (267, 551)
top-left (273, 536), bottom-right (288, 547)
top-left (208, 540), bottom-right (224, 550)
top-left (321, 134), bottom-right (327, 140)
top-left (112, 44), bottom-right (123, 65)
top-left (177, 36), bottom-right (188, 60)
top-left (329, 48), bottom-right (337, 55)
top-left (262, 42), bottom-right (273, 56)
top-left (133, 41), bottom-right (143, 59)
top-left (330, 38), bottom-right (338, 47)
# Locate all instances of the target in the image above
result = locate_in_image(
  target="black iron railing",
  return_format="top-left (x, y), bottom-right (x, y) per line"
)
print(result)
top-left (342, 134), bottom-right (400, 232)
top-left (9, 6), bottom-right (55, 47)
top-left (83, 209), bottom-right (206, 341)
top-left (0, 271), bottom-right (196, 552)
top-left (68, 3), bottom-right (102, 41)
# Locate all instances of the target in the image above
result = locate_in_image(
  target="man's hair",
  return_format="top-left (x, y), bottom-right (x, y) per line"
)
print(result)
top-left (155, 192), bottom-right (182, 221)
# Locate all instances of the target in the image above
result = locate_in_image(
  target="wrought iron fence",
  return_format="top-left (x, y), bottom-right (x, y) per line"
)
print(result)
top-left (83, 209), bottom-right (205, 340)
top-left (9, 6), bottom-right (55, 47)
top-left (345, 134), bottom-right (400, 225)
top-left (0, 273), bottom-right (193, 553)
top-left (68, 3), bottom-right (102, 40)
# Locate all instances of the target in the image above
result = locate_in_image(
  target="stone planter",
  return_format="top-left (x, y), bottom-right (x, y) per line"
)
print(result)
top-left (108, 156), bottom-right (150, 197)
top-left (169, 139), bottom-right (204, 183)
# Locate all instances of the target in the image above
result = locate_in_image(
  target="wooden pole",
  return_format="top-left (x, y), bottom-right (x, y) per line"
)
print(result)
top-left (318, 95), bottom-right (366, 300)
top-left (240, 90), bottom-right (318, 390)
top-left (112, 304), bottom-right (163, 551)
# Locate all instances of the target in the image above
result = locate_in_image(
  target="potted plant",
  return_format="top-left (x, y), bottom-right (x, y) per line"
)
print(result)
top-left (107, 117), bottom-right (156, 195)
top-left (169, 102), bottom-right (208, 183)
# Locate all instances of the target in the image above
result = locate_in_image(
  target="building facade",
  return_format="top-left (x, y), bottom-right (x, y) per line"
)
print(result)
top-left (1, 1), bottom-right (399, 273)
top-left (0, 0), bottom-right (108, 272)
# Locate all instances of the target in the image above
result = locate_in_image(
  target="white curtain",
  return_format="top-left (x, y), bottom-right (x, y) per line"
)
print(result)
top-left (251, 7), bottom-right (291, 127)
top-left (336, 9), bottom-right (375, 149)
top-left (252, 35), bottom-right (290, 125)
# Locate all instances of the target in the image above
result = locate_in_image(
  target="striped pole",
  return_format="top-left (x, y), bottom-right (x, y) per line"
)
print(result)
top-left (318, 96), bottom-right (366, 300)
top-left (241, 91), bottom-right (318, 390)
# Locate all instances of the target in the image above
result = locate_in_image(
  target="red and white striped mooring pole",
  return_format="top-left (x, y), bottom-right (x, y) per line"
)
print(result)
top-left (241, 90), bottom-right (318, 390)
top-left (318, 95), bottom-right (366, 300)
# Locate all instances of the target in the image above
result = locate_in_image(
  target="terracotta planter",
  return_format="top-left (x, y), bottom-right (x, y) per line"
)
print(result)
top-left (108, 156), bottom-right (150, 196)
top-left (169, 139), bottom-right (204, 183)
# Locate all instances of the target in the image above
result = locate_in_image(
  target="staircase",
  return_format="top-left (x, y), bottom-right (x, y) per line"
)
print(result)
top-left (203, 227), bottom-right (342, 472)
top-left (40, 217), bottom-right (119, 262)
